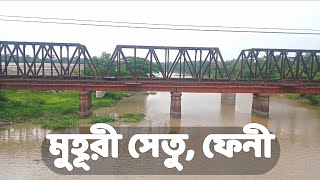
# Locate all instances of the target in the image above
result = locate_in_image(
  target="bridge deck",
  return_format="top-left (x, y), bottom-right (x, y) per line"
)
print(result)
top-left (0, 78), bottom-right (319, 94)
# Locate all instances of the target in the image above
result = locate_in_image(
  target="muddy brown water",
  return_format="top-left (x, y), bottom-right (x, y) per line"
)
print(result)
top-left (0, 93), bottom-right (320, 179)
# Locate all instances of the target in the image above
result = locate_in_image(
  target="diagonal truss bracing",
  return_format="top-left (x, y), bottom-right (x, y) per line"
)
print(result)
top-left (0, 41), bottom-right (99, 78)
top-left (229, 48), bottom-right (320, 81)
top-left (104, 45), bottom-right (230, 80)
top-left (0, 41), bottom-right (319, 82)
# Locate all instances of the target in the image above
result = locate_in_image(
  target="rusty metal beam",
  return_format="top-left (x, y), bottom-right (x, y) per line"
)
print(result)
top-left (0, 78), bottom-right (319, 94)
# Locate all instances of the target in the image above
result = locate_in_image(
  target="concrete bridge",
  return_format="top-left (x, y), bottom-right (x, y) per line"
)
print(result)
top-left (0, 41), bottom-right (319, 119)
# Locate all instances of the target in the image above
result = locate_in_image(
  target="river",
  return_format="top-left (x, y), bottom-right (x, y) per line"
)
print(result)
top-left (0, 92), bottom-right (320, 179)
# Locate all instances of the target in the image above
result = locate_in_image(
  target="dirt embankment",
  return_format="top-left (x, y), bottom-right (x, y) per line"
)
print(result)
top-left (0, 118), bottom-right (29, 127)
top-left (0, 121), bottom-right (12, 127)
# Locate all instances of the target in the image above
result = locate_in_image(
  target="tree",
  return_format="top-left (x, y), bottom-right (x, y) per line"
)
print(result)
top-left (84, 52), bottom-right (159, 77)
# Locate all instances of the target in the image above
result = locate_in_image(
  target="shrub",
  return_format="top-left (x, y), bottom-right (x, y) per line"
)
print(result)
top-left (119, 113), bottom-right (145, 123)
top-left (90, 116), bottom-right (117, 124)
top-left (0, 91), bottom-right (7, 102)
top-left (104, 92), bottom-right (127, 100)
top-left (26, 98), bottom-right (46, 105)
top-left (0, 91), bottom-right (7, 108)
top-left (33, 114), bottom-right (79, 129)
top-left (305, 94), bottom-right (320, 105)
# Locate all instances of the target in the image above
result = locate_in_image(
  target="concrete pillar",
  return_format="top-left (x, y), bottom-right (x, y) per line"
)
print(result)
top-left (96, 91), bottom-right (105, 98)
top-left (79, 91), bottom-right (92, 119)
top-left (169, 116), bottom-right (181, 134)
top-left (221, 93), bottom-right (236, 105)
top-left (170, 92), bottom-right (182, 118)
top-left (252, 93), bottom-right (270, 119)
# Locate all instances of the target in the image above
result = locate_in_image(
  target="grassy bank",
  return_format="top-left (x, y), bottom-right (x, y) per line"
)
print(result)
top-left (0, 90), bottom-right (133, 128)
top-left (90, 113), bottom-right (145, 124)
top-left (287, 93), bottom-right (320, 105)
top-left (32, 114), bottom-right (80, 129)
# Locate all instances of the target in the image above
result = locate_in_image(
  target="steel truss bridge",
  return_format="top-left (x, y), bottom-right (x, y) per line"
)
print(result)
top-left (0, 41), bottom-right (319, 94)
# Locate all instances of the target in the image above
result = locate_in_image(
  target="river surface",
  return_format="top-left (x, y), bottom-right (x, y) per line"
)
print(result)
top-left (0, 92), bottom-right (320, 179)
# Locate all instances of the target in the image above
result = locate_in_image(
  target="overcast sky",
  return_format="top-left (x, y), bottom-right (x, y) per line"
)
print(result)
top-left (1, 1), bottom-right (320, 60)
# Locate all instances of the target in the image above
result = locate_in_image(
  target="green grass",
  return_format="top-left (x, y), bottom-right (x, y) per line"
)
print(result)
top-left (0, 90), bottom-right (148, 128)
top-left (119, 113), bottom-right (145, 123)
top-left (286, 93), bottom-right (320, 105)
top-left (0, 90), bottom-right (131, 124)
top-left (169, 129), bottom-right (178, 134)
top-left (90, 113), bottom-right (145, 124)
top-left (305, 94), bottom-right (320, 105)
top-left (90, 116), bottom-right (117, 124)
top-left (32, 114), bottom-right (79, 129)
top-left (0, 90), bottom-right (79, 120)
top-left (287, 93), bottom-right (301, 100)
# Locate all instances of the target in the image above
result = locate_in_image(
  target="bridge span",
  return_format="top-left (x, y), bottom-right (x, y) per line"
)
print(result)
top-left (1, 78), bottom-right (318, 94)
top-left (0, 41), bottom-right (319, 119)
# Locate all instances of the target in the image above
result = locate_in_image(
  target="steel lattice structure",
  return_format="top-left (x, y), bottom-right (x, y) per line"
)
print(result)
top-left (0, 41), bottom-right (99, 78)
top-left (0, 41), bottom-right (319, 82)
top-left (229, 48), bottom-right (320, 81)
top-left (104, 45), bottom-right (229, 80)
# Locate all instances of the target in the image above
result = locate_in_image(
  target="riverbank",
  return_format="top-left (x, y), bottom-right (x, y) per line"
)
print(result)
top-left (0, 90), bottom-right (139, 128)
top-left (286, 93), bottom-right (320, 105)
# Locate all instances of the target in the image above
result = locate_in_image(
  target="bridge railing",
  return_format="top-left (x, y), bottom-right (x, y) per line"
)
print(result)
top-left (0, 41), bottom-right (99, 79)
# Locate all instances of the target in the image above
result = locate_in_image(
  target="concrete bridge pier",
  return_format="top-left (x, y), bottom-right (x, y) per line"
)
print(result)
top-left (221, 93), bottom-right (236, 105)
top-left (79, 91), bottom-right (92, 119)
top-left (170, 92), bottom-right (182, 118)
top-left (96, 91), bottom-right (106, 98)
top-left (252, 93), bottom-right (270, 119)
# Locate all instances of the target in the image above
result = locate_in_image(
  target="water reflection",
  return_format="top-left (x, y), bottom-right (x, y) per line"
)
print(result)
top-left (0, 124), bottom-right (49, 143)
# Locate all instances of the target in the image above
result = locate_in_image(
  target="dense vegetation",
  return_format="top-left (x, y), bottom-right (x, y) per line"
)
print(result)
top-left (0, 90), bottom-right (133, 121)
top-left (84, 52), bottom-right (159, 77)
top-left (90, 116), bottom-right (117, 124)
top-left (287, 93), bottom-right (320, 105)
top-left (33, 114), bottom-right (80, 129)
top-left (0, 89), bottom-right (151, 129)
